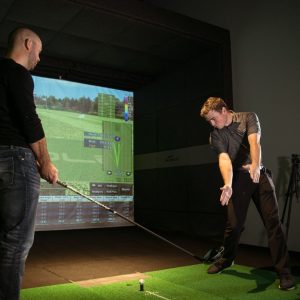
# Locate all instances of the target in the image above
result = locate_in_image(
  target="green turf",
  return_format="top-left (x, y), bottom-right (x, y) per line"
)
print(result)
top-left (21, 264), bottom-right (299, 300)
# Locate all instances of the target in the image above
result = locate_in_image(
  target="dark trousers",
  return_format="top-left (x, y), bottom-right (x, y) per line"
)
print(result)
top-left (222, 169), bottom-right (290, 274)
top-left (0, 146), bottom-right (40, 300)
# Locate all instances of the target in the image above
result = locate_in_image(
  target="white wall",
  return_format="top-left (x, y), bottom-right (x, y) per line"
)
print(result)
top-left (146, 0), bottom-right (300, 251)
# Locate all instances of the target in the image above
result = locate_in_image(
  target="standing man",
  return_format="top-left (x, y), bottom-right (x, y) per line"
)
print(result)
top-left (200, 97), bottom-right (295, 290)
top-left (0, 28), bottom-right (58, 299)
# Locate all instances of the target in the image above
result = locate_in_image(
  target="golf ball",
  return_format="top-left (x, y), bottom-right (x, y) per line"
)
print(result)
top-left (139, 279), bottom-right (144, 291)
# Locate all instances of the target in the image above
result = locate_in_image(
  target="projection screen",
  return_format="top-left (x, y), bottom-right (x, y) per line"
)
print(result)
top-left (33, 75), bottom-right (134, 230)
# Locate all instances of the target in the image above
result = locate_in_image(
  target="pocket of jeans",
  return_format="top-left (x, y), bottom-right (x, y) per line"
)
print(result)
top-left (259, 172), bottom-right (275, 193)
top-left (0, 157), bottom-right (14, 188)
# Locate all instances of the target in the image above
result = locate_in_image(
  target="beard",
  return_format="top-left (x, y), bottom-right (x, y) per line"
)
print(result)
top-left (28, 52), bottom-right (38, 71)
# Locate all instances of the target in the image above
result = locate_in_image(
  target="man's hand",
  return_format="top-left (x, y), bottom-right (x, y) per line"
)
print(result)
top-left (30, 137), bottom-right (59, 184)
top-left (218, 153), bottom-right (233, 206)
top-left (246, 133), bottom-right (261, 183)
top-left (242, 164), bottom-right (260, 183)
top-left (37, 161), bottom-right (59, 184)
top-left (220, 185), bottom-right (232, 206)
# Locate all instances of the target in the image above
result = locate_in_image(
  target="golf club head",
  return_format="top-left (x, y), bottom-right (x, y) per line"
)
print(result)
top-left (202, 246), bottom-right (224, 263)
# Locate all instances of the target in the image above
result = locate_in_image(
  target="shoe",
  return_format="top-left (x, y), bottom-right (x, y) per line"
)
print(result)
top-left (207, 258), bottom-right (234, 274)
top-left (279, 273), bottom-right (295, 291)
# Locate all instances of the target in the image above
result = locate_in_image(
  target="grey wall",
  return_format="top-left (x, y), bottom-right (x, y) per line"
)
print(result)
top-left (146, 0), bottom-right (300, 251)
top-left (135, 48), bottom-right (230, 237)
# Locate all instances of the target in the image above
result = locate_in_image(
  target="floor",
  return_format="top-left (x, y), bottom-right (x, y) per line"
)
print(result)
top-left (23, 226), bottom-right (300, 289)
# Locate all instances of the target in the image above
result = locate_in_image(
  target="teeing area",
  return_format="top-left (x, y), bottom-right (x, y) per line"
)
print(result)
top-left (20, 228), bottom-right (300, 300)
top-left (22, 264), bottom-right (299, 300)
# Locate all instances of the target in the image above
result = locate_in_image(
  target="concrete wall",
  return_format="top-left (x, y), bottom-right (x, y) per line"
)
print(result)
top-left (146, 0), bottom-right (300, 251)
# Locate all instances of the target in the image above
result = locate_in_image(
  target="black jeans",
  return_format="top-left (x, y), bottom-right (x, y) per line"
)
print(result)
top-left (222, 168), bottom-right (290, 274)
top-left (0, 146), bottom-right (40, 300)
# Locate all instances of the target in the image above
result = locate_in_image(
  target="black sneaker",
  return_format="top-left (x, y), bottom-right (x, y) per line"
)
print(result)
top-left (207, 258), bottom-right (234, 274)
top-left (279, 273), bottom-right (296, 291)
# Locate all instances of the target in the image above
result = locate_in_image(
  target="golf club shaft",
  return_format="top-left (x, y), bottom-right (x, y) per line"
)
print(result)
top-left (57, 180), bottom-right (202, 262)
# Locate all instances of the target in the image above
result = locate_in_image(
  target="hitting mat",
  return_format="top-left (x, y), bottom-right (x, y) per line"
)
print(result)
top-left (21, 263), bottom-right (300, 300)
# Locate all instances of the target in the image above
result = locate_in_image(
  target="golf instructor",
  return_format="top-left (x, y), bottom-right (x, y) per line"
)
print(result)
top-left (0, 27), bottom-right (58, 300)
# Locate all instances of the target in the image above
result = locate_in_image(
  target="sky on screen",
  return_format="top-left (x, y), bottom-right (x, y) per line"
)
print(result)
top-left (33, 75), bottom-right (133, 101)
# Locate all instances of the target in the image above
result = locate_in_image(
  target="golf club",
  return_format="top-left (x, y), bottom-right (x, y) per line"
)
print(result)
top-left (57, 180), bottom-right (203, 262)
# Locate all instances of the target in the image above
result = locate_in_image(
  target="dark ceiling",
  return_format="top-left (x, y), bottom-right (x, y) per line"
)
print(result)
top-left (0, 0), bottom-right (229, 90)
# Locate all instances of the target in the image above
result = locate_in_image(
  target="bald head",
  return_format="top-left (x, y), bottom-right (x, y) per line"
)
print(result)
top-left (6, 27), bottom-right (42, 71)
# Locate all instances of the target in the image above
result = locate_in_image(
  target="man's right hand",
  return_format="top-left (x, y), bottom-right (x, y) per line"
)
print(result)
top-left (30, 137), bottom-right (59, 184)
top-left (38, 161), bottom-right (59, 184)
top-left (220, 185), bottom-right (232, 206)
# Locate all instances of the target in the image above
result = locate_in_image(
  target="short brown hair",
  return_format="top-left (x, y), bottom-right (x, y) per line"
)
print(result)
top-left (200, 97), bottom-right (228, 117)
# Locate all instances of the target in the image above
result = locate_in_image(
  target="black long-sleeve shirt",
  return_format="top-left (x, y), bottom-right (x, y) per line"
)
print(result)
top-left (0, 58), bottom-right (45, 147)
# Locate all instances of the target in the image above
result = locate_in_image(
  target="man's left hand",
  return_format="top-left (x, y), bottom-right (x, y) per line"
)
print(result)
top-left (242, 164), bottom-right (260, 183)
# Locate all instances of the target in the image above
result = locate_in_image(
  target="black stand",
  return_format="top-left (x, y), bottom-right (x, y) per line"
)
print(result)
top-left (281, 154), bottom-right (300, 240)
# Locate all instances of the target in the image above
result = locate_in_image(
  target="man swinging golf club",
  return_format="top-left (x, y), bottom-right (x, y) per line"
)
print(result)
top-left (200, 97), bottom-right (295, 291)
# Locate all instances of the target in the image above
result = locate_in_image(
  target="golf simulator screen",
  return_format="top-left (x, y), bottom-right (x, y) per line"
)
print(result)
top-left (33, 75), bottom-right (134, 230)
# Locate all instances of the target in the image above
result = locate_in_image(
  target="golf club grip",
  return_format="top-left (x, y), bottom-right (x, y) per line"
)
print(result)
top-left (56, 180), bottom-right (203, 262)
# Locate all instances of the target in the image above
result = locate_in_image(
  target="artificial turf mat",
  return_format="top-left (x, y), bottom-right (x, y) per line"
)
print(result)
top-left (21, 264), bottom-right (300, 300)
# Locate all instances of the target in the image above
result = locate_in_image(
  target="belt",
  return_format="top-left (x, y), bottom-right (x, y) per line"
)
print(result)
top-left (0, 145), bottom-right (15, 149)
top-left (260, 166), bottom-right (267, 173)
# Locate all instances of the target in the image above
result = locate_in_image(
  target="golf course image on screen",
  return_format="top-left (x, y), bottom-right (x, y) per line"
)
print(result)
top-left (33, 76), bottom-right (134, 230)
